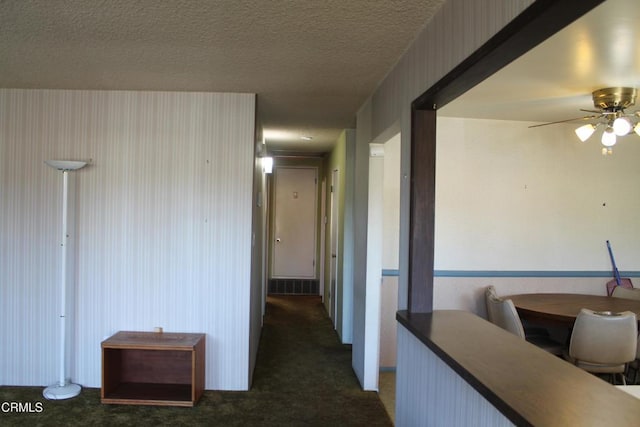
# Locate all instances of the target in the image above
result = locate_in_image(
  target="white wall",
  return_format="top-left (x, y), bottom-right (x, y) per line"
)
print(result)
top-left (0, 89), bottom-right (256, 390)
top-left (249, 134), bottom-right (269, 386)
top-left (434, 117), bottom-right (640, 311)
top-left (436, 117), bottom-right (640, 272)
top-left (382, 135), bottom-right (401, 270)
top-left (364, 147), bottom-right (384, 390)
top-left (352, 100), bottom-right (372, 386)
top-left (338, 129), bottom-right (356, 344)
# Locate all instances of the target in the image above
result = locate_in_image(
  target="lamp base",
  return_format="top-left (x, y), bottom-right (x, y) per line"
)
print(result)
top-left (43, 382), bottom-right (81, 400)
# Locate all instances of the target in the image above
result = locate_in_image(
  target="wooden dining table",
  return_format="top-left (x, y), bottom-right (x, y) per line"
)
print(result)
top-left (507, 293), bottom-right (640, 327)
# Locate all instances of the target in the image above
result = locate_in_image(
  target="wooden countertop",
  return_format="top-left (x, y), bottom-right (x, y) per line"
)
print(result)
top-left (101, 331), bottom-right (205, 350)
top-left (397, 310), bottom-right (640, 426)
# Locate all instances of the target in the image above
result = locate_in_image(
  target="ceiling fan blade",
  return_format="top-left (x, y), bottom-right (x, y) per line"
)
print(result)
top-left (579, 109), bottom-right (602, 114)
top-left (528, 114), bottom-right (601, 128)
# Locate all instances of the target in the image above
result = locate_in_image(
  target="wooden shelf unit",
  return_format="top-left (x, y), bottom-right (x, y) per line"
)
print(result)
top-left (101, 331), bottom-right (205, 407)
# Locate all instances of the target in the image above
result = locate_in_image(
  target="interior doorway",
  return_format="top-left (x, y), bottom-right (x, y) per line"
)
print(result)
top-left (269, 166), bottom-right (320, 295)
top-left (372, 133), bottom-right (402, 420)
top-left (378, 134), bottom-right (401, 372)
top-left (364, 131), bottom-right (402, 391)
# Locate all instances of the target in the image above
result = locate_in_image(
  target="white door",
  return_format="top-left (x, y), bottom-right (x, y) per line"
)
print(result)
top-left (272, 167), bottom-right (318, 278)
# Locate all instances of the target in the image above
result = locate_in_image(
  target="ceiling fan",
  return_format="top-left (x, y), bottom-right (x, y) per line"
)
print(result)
top-left (529, 87), bottom-right (640, 155)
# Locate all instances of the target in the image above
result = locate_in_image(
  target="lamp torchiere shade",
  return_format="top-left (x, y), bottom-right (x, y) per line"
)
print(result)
top-left (45, 160), bottom-right (87, 171)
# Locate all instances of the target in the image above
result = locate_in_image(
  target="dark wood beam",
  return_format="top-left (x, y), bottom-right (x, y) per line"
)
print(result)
top-left (408, 108), bottom-right (436, 313)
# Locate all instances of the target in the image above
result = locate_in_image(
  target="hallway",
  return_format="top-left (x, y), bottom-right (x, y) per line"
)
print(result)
top-left (251, 295), bottom-right (393, 425)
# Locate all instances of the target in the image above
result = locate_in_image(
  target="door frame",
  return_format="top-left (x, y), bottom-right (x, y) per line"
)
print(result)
top-left (271, 165), bottom-right (319, 279)
top-left (329, 168), bottom-right (340, 326)
top-left (319, 177), bottom-right (327, 301)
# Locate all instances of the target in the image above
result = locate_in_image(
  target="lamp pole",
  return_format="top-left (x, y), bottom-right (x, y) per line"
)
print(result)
top-left (43, 160), bottom-right (87, 400)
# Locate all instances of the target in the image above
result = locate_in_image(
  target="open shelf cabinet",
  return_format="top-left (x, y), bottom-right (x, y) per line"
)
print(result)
top-left (101, 331), bottom-right (205, 407)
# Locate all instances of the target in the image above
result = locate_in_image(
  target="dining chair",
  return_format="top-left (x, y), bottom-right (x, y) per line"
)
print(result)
top-left (485, 291), bottom-right (565, 356)
top-left (611, 286), bottom-right (640, 301)
top-left (484, 285), bottom-right (549, 338)
top-left (606, 278), bottom-right (634, 297)
top-left (484, 286), bottom-right (499, 322)
top-left (567, 308), bottom-right (638, 385)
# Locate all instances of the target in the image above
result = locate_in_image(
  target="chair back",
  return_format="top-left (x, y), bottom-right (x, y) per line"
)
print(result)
top-left (569, 308), bottom-right (637, 365)
top-left (611, 286), bottom-right (640, 301)
top-left (486, 293), bottom-right (526, 339)
top-left (606, 278), bottom-right (633, 296)
top-left (484, 286), bottom-right (498, 322)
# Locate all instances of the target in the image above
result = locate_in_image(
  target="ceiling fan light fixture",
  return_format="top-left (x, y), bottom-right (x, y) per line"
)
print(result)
top-left (601, 126), bottom-right (617, 147)
top-left (535, 87), bottom-right (639, 153)
top-left (575, 123), bottom-right (596, 142)
top-left (612, 116), bottom-right (632, 135)
top-left (592, 87), bottom-right (637, 110)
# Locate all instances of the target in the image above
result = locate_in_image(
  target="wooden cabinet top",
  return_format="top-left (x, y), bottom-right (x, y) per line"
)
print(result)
top-left (102, 331), bottom-right (205, 350)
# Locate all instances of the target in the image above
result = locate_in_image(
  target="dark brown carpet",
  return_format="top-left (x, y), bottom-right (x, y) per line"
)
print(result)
top-left (0, 295), bottom-right (392, 426)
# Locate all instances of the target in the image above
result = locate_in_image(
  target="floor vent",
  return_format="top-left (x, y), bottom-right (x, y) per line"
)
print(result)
top-left (268, 279), bottom-right (319, 295)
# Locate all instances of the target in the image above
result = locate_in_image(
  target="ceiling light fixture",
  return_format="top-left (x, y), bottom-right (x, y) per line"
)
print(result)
top-left (572, 87), bottom-right (639, 155)
top-left (612, 115), bottom-right (631, 135)
top-left (601, 126), bottom-right (616, 147)
top-left (533, 88), bottom-right (640, 155)
top-left (575, 123), bottom-right (597, 142)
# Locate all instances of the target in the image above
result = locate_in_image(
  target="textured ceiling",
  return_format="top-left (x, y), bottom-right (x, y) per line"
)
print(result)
top-left (0, 0), bottom-right (446, 154)
top-left (441, 0), bottom-right (640, 126)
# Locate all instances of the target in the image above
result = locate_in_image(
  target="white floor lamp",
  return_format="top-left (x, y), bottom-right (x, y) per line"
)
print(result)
top-left (43, 159), bottom-right (87, 400)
